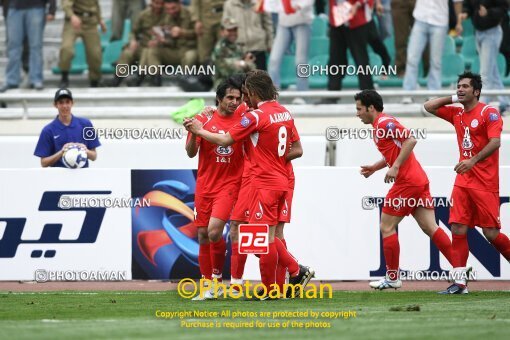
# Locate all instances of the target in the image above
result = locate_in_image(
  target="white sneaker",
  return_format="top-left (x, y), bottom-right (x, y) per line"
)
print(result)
top-left (369, 278), bottom-right (402, 290)
top-left (191, 285), bottom-right (224, 300)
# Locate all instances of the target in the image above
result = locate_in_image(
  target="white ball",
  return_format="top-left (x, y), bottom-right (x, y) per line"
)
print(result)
top-left (62, 145), bottom-right (88, 169)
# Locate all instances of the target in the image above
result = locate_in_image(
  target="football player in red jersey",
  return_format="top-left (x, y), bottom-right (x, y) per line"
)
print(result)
top-left (185, 78), bottom-right (245, 300)
top-left (185, 70), bottom-right (314, 299)
top-left (355, 90), bottom-right (454, 290)
top-left (425, 72), bottom-right (510, 294)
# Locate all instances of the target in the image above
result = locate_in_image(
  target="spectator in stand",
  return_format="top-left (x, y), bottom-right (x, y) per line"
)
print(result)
top-left (110, 0), bottom-right (146, 42)
top-left (222, 0), bottom-right (273, 70)
top-left (457, 0), bottom-right (509, 112)
top-left (190, 0), bottom-right (226, 64)
top-left (58, 0), bottom-right (107, 88)
top-left (369, 1), bottom-right (391, 72)
top-left (325, 0), bottom-right (375, 104)
top-left (402, 0), bottom-right (462, 103)
top-left (211, 18), bottom-right (256, 88)
top-left (267, 0), bottom-right (313, 104)
top-left (391, 0), bottom-right (416, 77)
top-left (0, 0), bottom-right (56, 92)
top-left (500, 5), bottom-right (510, 76)
top-left (375, 0), bottom-right (392, 40)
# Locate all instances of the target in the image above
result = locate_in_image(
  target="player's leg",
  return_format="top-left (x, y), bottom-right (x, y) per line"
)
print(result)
top-left (275, 222), bottom-right (288, 293)
top-left (482, 228), bottom-right (510, 262)
top-left (411, 207), bottom-right (453, 265)
top-left (229, 219), bottom-right (248, 292)
top-left (370, 212), bottom-right (405, 290)
top-left (207, 217), bottom-right (227, 282)
top-left (192, 196), bottom-right (214, 301)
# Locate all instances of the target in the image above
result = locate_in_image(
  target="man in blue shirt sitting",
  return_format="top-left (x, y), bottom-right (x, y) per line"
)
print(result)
top-left (34, 88), bottom-right (101, 167)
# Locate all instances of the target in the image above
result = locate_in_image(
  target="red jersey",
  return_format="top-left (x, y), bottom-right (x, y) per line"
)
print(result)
top-left (287, 125), bottom-right (300, 190)
top-left (372, 113), bottom-right (428, 186)
top-left (187, 111), bottom-right (244, 197)
top-left (229, 100), bottom-right (296, 191)
top-left (436, 102), bottom-right (503, 192)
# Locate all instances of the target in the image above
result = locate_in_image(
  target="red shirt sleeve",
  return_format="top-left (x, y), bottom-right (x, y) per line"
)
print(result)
top-left (290, 124), bottom-right (300, 143)
top-left (435, 105), bottom-right (461, 124)
top-left (229, 111), bottom-right (260, 142)
top-left (484, 107), bottom-right (503, 139)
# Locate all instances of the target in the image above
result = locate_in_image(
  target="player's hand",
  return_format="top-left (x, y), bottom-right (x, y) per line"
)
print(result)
top-left (376, 1), bottom-right (384, 15)
top-left (61, 143), bottom-right (76, 152)
top-left (454, 159), bottom-right (475, 174)
top-left (74, 143), bottom-right (88, 151)
top-left (184, 118), bottom-right (203, 134)
top-left (171, 26), bottom-right (181, 38)
top-left (195, 21), bottom-right (203, 36)
top-left (129, 39), bottom-right (139, 52)
top-left (47, 14), bottom-right (55, 22)
top-left (384, 166), bottom-right (399, 183)
top-left (147, 39), bottom-right (159, 48)
top-left (201, 106), bottom-right (215, 118)
top-left (360, 165), bottom-right (375, 178)
top-left (100, 20), bottom-right (107, 33)
top-left (70, 14), bottom-right (82, 31)
top-left (455, 23), bottom-right (463, 36)
top-left (478, 5), bottom-right (488, 17)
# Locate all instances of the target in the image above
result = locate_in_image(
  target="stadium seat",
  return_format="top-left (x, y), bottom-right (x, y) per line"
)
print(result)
top-left (100, 19), bottom-right (113, 49)
top-left (462, 18), bottom-right (475, 37)
top-left (308, 54), bottom-right (328, 89)
top-left (280, 55), bottom-right (296, 88)
top-left (461, 36), bottom-right (477, 69)
top-left (470, 54), bottom-right (510, 85)
top-left (311, 15), bottom-right (328, 38)
top-left (383, 36), bottom-right (395, 63)
top-left (443, 35), bottom-right (456, 56)
top-left (51, 40), bottom-right (88, 74)
top-left (440, 53), bottom-right (466, 86)
top-left (101, 40), bottom-right (124, 73)
top-left (122, 19), bottom-right (132, 44)
top-left (309, 37), bottom-right (329, 58)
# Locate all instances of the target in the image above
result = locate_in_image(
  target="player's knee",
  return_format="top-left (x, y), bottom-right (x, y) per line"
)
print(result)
top-left (197, 228), bottom-right (209, 244)
top-left (482, 228), bottom-right (499, 242)
top-left (379, 223), bottom-right (396, 236)
top-left (451, 224), bottom-right (468, 235)
top-left (208, 229), bottom-right (222, 242)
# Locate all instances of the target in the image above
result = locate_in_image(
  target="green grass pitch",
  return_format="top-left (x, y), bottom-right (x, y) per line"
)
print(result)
top-left (1, 290), bottom-right (509, 339)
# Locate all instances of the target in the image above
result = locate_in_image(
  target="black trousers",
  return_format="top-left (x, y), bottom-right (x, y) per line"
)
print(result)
top-left (328, 24), bottom-right (374, 90)
top-left (249, 50), bottom-right (268, 70)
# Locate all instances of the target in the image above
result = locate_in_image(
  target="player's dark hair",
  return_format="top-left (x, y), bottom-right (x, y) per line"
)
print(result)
top-left (457, 71), bottom-right (482, 100)
top-left (215, 77), bottom-right (242, 106)
top-left (164, 0), bottom-right (179, 4)
top-left (229, 73), bottom-right (247, 89)
top-left (245, 70), bottom-right (278, 101)
top-left (354, 90), bottom-right (384, 112)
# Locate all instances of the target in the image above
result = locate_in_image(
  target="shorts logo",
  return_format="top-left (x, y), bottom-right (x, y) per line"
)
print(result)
top-left (471, 119), bottom-right (479, 128)
top-left (489, 113), bottom-right (499, 121)
top-left (211, 126), bottom-right (217, 132)
top-left (244, 210), bottom-right (250, 218)
top-left (240, 117), bottom-right (251, 128)
top-left (215, 145), bottom-right (233, 156)
top-left (238, 224), bottom-right (269, 254)
top-left (255, 202), bottom-right (263, 220)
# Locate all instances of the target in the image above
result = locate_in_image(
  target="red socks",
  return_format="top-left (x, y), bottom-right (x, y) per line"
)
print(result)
top-left (431, 228), bottom-right (453, 265)
top-left (260, 242), bottom-right (278, 291)
top-left (383, 233), bottom-right (400, 274)
top-left (275, 237), bottom-right (299, 277)
top-left (491, 232), bottom-right (510, 262)
top-left (451, 233), bottom-right (469, 267)
top-left (230, 242), bottom-right (248, 280)
top-left (198, 243), bottom-right (212, 280)
top-left (275, 239), bottom-right (289, 291)
top-left (210, 238), bottom-right (226, 278)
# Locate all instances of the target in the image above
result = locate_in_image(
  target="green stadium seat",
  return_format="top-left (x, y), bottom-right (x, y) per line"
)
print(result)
top-left (443, 35), bottom-right (456, 56)
top-left (52, 40), bottom-right (88, 74)
top-left (461, 36), bottom-right (477, 69)
top-left (470, 54), bottom-right (509, 85)
top-left (308, 54), bottom-right (328, 89)
top-left (383, 36), bottom-right (395, 63)
top-left (280, 55), bottom-right (296, 88)
top-left (101, 40), bottom-right (124, 73)
top-left (441, 53), bottom-right (466, 86)
top-left (122, 19), bottom-right (132, 44)
top-left (309, 37), bottom-right (329, 58)
top-left (311, 16), bottom-right (328, 38)
top-left (462, 18), bottom-right (475, 37)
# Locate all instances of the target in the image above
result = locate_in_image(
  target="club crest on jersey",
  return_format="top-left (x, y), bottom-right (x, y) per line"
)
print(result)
top-left (215, 145), bottom-right (233, 156)
top-left (471, 119), bottom-right (479, 128)
top-left (462, 127), bottom-right (474, 150)
top-left (489, 113), bottom-right (499, 121)
top-left (211, 125), bottom-right (217, 132)
top-left (240, 116), bottom-right (251, 127)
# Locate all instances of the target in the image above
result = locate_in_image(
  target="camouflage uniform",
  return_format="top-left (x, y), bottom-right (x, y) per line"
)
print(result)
top-left (190, 0), bottom-right (225, 63)
top-left (144, 6), bottom-right (197, 67)
top-left (59, 0), bottom-right (103, 81)
top-left (116, 6), bottom-right (165, 66)
top-left (211, 37), bottom-right (255, 88)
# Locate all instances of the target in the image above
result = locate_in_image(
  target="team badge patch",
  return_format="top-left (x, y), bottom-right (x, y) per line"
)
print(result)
top-left (489, 113), bottom-right (499, 121)
top-left (471, 119), bottom-right (478, 128)
top-left (386, 122), bottom-right (396, 131)
top-left (240, 116), bottom-right (251, 127)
